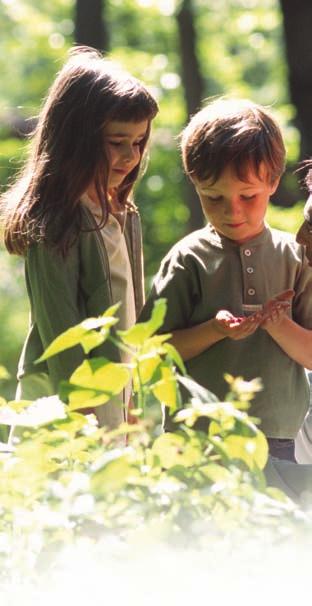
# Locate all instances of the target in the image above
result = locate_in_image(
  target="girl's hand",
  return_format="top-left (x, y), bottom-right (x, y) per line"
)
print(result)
top-left (214, 309), bottom-right (262, 340)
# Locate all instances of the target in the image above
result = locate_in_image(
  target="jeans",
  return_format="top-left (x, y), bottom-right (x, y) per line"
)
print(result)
top-left (267, 438), bottom-right (297, 463)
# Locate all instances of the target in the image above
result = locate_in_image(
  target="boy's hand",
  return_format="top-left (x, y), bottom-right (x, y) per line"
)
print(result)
top-left (214, 309), bottom-right (262, 340)
top-left (260, 289), bottom-right (294, 329)
top-left (214, 290), bottom-right (294, 340)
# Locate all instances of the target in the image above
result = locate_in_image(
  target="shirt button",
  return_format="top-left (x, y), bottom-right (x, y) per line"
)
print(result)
top-left (246, 267), bottom-right (254, 274)
top-left (248, 288), bottom-right (256, 296)
top-left (244, 249), bottom-right (252, 256)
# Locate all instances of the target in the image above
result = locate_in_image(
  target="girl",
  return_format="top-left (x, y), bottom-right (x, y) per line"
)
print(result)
top-left (1, 46), bottom-right (158, 428)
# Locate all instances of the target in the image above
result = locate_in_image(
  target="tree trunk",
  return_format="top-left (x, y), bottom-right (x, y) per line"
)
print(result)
top-left (279, 0), bottom-right (312, 160)
top-left (74, 0), bottom-right (109, 53)
top-left (176, 0), bottom-right (205, 232)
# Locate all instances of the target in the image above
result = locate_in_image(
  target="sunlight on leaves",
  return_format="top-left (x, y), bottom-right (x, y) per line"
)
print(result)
top-left (0, 395), bottom-right (66, 427)
top-left (37, 306), bottom-right (120, 361)
top-left (118, 298), bottom-right (167, 346)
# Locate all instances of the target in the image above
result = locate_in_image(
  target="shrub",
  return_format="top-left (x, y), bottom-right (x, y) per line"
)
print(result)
top-left (0, 300), bottom-right (311, 590)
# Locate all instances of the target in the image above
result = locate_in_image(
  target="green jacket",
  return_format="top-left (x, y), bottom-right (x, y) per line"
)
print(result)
top-left (18, 205), bottom-right (144, 392)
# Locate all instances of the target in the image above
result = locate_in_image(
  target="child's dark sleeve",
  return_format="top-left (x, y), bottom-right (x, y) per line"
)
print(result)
top-left (139, 249), bottom-right (198, 333)
top-left (25, 242), bottom-right (85, 390)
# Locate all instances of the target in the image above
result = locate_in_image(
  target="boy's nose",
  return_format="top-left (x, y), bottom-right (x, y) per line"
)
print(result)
top-left (224, 197), bottom-right (242, 216)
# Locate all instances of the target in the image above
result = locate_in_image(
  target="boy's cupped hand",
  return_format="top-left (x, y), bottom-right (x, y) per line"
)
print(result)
top-left (259, 288), bottom-right (294, 328)
top-left (214, 289), bottom-right (294, 340)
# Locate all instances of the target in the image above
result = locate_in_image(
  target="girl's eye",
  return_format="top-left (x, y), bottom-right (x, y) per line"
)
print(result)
top-left (108, 140), bottom-right (142, 148)
top-left (207, 195), bottom-right (222, 202)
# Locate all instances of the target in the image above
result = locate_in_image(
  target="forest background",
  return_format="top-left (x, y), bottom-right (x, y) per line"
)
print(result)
top-left (0, 0), bottom-right (312, 400)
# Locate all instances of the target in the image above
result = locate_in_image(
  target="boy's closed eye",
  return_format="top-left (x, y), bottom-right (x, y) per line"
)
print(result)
top-left (204, 194), bottom-right (257, 202)
top-left (241, 194), bottom-right (256, 201)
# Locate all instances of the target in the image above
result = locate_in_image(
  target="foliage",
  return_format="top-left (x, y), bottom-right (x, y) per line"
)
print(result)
top-left (267, 200), bottom-right (305, 233)
top-left (0, 138), bottom-right (27, 190)
top-left (0, 299), bottom-right (311, 588)
top-left (0, 248), bottom-right (28, 402)
top-left (0, 0), bottom-right (305, 283)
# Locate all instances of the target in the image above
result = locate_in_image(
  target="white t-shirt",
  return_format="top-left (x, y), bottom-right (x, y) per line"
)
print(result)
top-left (81, 195), bottom-right (136, 424)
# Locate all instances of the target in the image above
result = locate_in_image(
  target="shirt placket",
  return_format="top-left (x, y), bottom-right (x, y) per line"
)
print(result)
top-left (240, 245), bottom-right (262, 316)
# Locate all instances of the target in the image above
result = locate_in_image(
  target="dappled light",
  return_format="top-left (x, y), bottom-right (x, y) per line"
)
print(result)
top-left (1, 1), bottom-right (312, 598)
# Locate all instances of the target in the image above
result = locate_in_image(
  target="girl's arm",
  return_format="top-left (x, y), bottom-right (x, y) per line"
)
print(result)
top-left (262, 316), bottom-right (312, 370)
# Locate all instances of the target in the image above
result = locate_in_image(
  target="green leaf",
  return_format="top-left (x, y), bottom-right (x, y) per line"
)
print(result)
top-left (162, 343), bottom-right (186, 375)
top-left (222, 432), bottom-right (268, 470)
top-left (70, 358), bottom-right (130, 391)
top-left (37, 308), bottom-right (119, 362)
top-left (199, 463), bottom-right (231, 483)
top-left (151, 365), bottom-right (178, 412)
top-left (118, 298), bottom-right (167, 346)
top-left (151, 432), bottom-right (202, 468)
top-left (68, 389), bottom-right (111, 411)
top-left (0, 366), bottom-right (10, 381)
top-left (67, 358), bottom-right (130, 411)
top-left (133, 352), bottom-right (162, 388)
top-left (91, 451), bottom-right (135, 495)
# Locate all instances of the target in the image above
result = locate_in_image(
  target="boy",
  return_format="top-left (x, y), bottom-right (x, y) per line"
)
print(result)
top-left (141, 98), bottom-right (312, 462)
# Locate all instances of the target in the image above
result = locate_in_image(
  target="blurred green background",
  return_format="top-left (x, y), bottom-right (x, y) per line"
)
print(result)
top-left (0, 0), bottom-right (310, 399)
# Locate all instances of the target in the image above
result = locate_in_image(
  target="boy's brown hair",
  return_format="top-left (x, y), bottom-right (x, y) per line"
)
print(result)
top-left (180, 98), bottom-right (285, 185)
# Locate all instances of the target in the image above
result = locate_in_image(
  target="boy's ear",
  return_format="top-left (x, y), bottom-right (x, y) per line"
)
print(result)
top-left (270, 177), bottom-right (280, 195)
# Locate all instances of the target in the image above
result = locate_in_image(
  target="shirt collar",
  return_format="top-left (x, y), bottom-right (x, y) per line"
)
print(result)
top-left (204, 222), bottom-right (271, 250)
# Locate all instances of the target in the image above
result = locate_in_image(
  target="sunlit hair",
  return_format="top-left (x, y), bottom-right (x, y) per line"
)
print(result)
top-left (180, 97), bottom-right (285, 185)
top-left (304, 162), bottom-right (312, 192)
top-left (2, 46), bottom-right (158, 255)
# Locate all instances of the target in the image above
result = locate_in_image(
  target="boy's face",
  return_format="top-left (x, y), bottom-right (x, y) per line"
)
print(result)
top-left (193, 164), bottom-right (279, 244)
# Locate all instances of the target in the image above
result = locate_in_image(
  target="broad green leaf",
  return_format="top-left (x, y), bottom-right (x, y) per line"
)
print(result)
top-left (162, 342), bottom-right (186, 374)
top-left (79, 330), bottom-right (107, 354)
top-left (151, 432), bottom-right (202, 468)
top-left (140, 333), bottom-right (171, 352)
top-left (48, 435), bottom-right (94, 463)
top-left (37, 313), bottom-right (118, 361)
top-left (70, 358), bottom-right (130, 391)
top-left (52, 412), bottom-right (93, 435)
top-left (67, 358), bottom-right (130, 411)
top-left (0, 366), bottom-right (10, 381)
top-left (133, 352), bottom-right (162, 388)
top-left (209, 417), bottom-right (235, 435)
top-left (91, 455), bottom-right (135, 495)
top-left (151, 365), bottom-right (178, 413)
top-left (222, 432), bottom-right (268, 470)
top-left (199, 463), bottom-right (231, 483)
top-left (118, 298), bottom-right (167, 346)
top-left (68, 389), bottom-right (112, 411)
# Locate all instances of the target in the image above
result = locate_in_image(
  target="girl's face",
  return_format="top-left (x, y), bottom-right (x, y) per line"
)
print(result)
top-left (104, 119), bottom-right (149, 191)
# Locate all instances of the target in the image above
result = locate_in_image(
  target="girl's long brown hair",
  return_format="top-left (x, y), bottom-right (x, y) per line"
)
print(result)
top-left (2, 46), bottom-right (158, 255)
